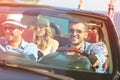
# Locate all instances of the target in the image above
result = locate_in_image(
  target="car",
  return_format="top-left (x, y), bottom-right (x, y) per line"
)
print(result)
top-left (0, 3), bottom-right (120, 80)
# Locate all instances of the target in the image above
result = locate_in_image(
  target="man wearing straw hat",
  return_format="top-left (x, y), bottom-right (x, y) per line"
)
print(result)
top-left (0, 14), bottom-right (38, 61)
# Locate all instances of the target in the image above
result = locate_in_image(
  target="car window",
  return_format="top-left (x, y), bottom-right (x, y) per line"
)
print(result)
top-left (0, 12), bottom-right (113, 74)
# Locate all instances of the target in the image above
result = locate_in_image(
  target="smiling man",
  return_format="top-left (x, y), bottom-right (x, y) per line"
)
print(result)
top-left (40, 20), bottom-right (106, 73)
top-left (63, 20), bottom-right (106, 73)
top-left (0, 14), bottom-right (38, 61)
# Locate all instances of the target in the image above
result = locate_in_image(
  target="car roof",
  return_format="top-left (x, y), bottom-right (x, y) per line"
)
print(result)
top-left (0, 3), bottom-right (108, 18)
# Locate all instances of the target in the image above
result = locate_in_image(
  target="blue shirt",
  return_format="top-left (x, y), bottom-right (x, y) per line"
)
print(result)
top-left (58, 41), bottom-right (106, 73)
top-left (0, 37), bottom-right (38, 61)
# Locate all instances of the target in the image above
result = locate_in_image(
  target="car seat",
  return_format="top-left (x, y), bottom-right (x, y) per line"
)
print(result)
top-left (53, 35), bottom-right (70, 47)
top-left (85, 31), bottom-right (97, 43)
top-left (22, 29), bottom-right (35, 43)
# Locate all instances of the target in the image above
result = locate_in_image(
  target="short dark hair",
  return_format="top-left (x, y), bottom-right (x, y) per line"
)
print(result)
top-left (69, 19), bottom-right (88, 31)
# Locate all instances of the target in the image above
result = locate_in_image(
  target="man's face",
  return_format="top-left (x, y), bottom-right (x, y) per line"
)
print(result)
top-left (2, 24), bottom-right (23, 42)
top-left (68, 22), bottom-right (87, 46)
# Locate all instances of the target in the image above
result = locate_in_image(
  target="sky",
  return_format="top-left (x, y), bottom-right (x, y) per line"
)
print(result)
top-left (39, 0), bottom-right (120, 12)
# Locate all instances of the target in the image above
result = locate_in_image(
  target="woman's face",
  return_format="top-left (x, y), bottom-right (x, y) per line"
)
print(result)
top-left (35, 27), bottom-right (46, 37)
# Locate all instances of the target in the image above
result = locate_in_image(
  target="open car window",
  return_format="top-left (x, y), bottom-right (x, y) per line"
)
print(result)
top-left (0, 12), bottom-right (112, 74)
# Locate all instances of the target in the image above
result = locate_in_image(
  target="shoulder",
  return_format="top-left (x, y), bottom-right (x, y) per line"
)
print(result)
top-left (84, 41), bottom-right (92, 45)
top-left (84, 41), bottom-right (94, 48)
top-left (0, 37), bottom-right (7, 42)
top-left (51, 38), bottom-right (59, 45)
top-left (84, 41), bottom-right (102, 48)
top-left (92, 43), bottom-right (104, 49)
top-left (21, 40), bottom-right (37, 48)
top-left (83, 42), bottom-right (104, 53)
top-left (28, 42), bottom-right (37, 46)
top-left (0, 37), bottom-right (7, 45)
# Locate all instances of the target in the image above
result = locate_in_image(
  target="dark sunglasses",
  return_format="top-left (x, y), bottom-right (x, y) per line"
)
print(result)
top-left (2, 24), bottom-right (20, 32)
top-left (3, 27), bottom-right (17, 32)
top-left (69, 29), bottom-right (82, 33)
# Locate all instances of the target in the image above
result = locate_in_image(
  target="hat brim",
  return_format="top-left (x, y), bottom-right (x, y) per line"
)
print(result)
top-left (2, 21), bottom-right (27, 28)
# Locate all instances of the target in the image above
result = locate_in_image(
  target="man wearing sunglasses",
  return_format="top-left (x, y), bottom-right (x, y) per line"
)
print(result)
top-left (40, 20), bottom-right (106, 73)
top-left (68, 20), bottom-right (105, 73)
top-left (0, 14), bottom-right (38, 61)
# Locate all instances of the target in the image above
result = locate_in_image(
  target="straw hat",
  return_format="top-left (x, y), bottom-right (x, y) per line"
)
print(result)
top-left (2, 14), bottom-right (26, 28)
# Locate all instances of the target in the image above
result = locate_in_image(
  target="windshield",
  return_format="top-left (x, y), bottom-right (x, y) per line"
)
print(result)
top-left (0, 6), bottom-right (114, 79)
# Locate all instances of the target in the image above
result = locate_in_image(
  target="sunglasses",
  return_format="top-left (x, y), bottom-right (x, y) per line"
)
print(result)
top-left (69, 29), bottom-right (83, 33)
top-left (2, 24), bottom-right (22, 32)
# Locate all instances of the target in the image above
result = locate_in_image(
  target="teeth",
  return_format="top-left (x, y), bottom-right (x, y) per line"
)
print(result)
top-left (72, 36), bottom-right (78, 39)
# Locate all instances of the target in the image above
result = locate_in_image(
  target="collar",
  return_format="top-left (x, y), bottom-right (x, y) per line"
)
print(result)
top-left (6, 39), bottom-right (28, 50)
top-left (70, 41), bottom-right (84, 49)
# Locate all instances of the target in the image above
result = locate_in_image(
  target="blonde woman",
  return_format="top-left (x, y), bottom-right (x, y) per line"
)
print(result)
top-left (34, 16), bottom-right (59, 59)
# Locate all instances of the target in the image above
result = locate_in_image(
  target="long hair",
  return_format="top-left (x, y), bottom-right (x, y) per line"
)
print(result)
top-left (35, 26), bottom-right (53, 50)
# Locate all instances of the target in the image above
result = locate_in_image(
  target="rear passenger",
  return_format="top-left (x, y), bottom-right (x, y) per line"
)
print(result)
top-left (33, 15), bottom-right (59, 61)
top-left (85, 22), bottom-right (109, 73)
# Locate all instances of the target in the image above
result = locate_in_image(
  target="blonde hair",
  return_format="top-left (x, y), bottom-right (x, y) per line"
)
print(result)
top-left (35, 26), bottom-right (53, 50)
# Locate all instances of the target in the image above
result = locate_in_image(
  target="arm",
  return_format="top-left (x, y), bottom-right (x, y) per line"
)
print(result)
top-left (24, 43), bottom-right (38, 61)
top-left (90, 44), bottom-right (106, 72)
top-left (50, 39), bottom-right (59, 53)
